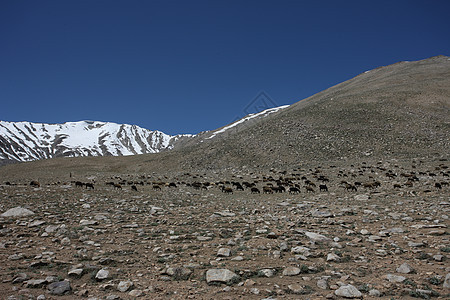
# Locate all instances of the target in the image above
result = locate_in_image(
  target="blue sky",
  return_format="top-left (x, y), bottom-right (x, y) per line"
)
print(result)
top-left (1, 0), bottom-right (449, 135)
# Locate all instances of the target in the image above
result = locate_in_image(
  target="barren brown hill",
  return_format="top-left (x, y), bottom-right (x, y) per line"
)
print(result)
top-left (0, 55), bottom-right (449, 180)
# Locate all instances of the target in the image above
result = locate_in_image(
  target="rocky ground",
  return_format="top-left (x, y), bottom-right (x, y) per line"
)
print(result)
top-left (1, 158), bottom-right (449, 299)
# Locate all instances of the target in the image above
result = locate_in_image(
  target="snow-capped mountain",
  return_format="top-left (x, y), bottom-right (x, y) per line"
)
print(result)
top-left (0, 105), bottom-right (289, 164)
top-left (0, 120), bottom-right (192, 163)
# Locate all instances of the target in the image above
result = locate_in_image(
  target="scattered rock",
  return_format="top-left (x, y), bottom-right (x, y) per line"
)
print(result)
top-left (305, 231), bottom-right (331, 243)
top-left (206, 269), bottom-right (239, 284)
top-left (95, 269), bottom-right (110, 281)
top-left (444, 273), bottom-right (450, 289)
top-left (117, 280), bottom-right (133, 292)
top-left (396, 263), bottom-right (414, 274)
top-left (334, 284), bottom-right (362, 298)
top-left (282, 266), bottom-right (301, 276)
top-left (288, 284), bottom-right (305, 294)
top-left (47, 280), bottom-right (71, 295)
top-left (384, 274), bottom-right (406, 283)
top-left (1, 207), bottom-right (34, 217)
top-left (217, 247), bottom-right (231, 257)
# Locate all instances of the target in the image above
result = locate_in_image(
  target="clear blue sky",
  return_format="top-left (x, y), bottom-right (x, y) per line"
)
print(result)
top-left (1, 0), bottom-right (449, 135)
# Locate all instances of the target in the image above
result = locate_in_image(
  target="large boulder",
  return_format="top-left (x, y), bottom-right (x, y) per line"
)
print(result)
top-left (1, 207), bottom-right (34, 218)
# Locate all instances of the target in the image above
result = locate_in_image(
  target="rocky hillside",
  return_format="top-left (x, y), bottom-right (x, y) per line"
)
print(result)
top-left (154, 55), bottom-right (450, 172)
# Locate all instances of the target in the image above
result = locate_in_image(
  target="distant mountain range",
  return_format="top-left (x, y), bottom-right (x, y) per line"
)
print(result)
top-left (0, 121), bottom-right (191, 164)
top-left (0, 105), bottom-right (289, 165)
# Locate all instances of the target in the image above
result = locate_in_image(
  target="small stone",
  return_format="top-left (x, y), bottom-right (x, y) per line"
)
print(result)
top-left (25, 279), bottom-right (47, 288)
top-left (244, 279), bottom-right (256, 286)
top-left (166, 267), bottom-right (192, 280)
top-left (28, 220), bottom-right (46, 227)
top-left (433, 254), bottom-right (444, 261)
top-left (291, 246), bottom-right (310, 255)
top-left (68, 268), bottom-right (84, 277)
top-left (267, 232), bottom-right (278, 238)
top-left (12, 273), bottom-right (28, 283)
top-left (305, 231), bottom-right (331, 243)
top-left (317, 279), bottom-right (329, 290)
top-left (354, 194), bottom-right (369, 201)
top-left (408, 241), bottom-right (424, 247)
top-left (288, 284), bottom-right (305, 294)
top-left (311, 209), bottom-right (333, 218)
top-left (327, 253), bottom-right (341, 262)
top-left (80, 219), bottom-right (98, 226)
top-left (117, 280), bottom-right (133, 292)
top-left (384, 274), bottom-right (406, 283)
top-left (217, 248), bottom-right (231, 257)
top-left (47, 280), bottom-right (71, 295)
top-left (282, 266), bottom-right (301, 276)
top-left (206, 269), bottom-right (239, 284)
top-left (396, 263), bottom-right (414, 274)
top-left (369, 289), bottom-right (382, 297)
top-left (128, 289), bottom-right (143, 297)
top-left (213, 211), bottom-right (235, 217)
top-left (443, 273), bottom-right (450, 289)
top-left (95, 269), bottom-right (110, 281)
top-left (360, 229), bottom-right (370, 235)
top-left (259, 269), bottom-right (274, 278)
top-left (61, 237), bottom-right (71, 245)
top-left (334, 284), bottom-right (362, 298)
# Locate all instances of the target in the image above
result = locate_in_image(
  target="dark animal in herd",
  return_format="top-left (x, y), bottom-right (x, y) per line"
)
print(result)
top-left (319, 184), bottom-right (328, 192)
top-left (30, 181), bottom-right (40, 188)
top-left (289, 187), bottom-right (300, 194)
top-left (263, 186), bottom-right (273, 194)
top-left (305, 186), bottom-right (315, 193)
top-left (222, 186), bottom-right (233, 194)
top-left (251, 187), bottom-right (260, 194)
top-left (75, 181), bottom-right (94, 189)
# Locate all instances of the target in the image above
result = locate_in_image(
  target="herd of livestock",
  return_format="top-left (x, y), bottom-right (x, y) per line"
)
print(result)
top-left (17, 162), bottom-right (447, 196)
top-left (4, 162), bottom-right (448, 196)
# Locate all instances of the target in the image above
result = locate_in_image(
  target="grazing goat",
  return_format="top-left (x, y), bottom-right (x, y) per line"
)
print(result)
top-left (75, 181), bottom-right (84, 188)
top-left (114, 183), bottom-right (122, 190)
top-left (305, 186), bottom-right (315, 193)
top-left (289, 187), bottom-right (300, 194)
top-left (85, 183), bottom-right (94, 189)
top-left (343, 183), bottom-right (357, 192)
top-left (131, 185), bottom-right (138, 191)
top-left (222, 186), bottom-right (233, 194)
top-left (263, 186), bottom-right (273, 194)
top-left (319, 184), bottom-right (328, 192)
top-left (251, 187), bottom-right (260, 194)
top-left (30, 181), bottom-right (40, 188)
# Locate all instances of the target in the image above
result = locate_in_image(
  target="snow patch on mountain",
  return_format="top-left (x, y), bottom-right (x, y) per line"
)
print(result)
top-left (207, 105), bottom-right (289, 139)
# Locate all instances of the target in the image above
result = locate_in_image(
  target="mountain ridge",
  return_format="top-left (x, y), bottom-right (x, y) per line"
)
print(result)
top-left (0, 120), bottom-right (192, 164)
